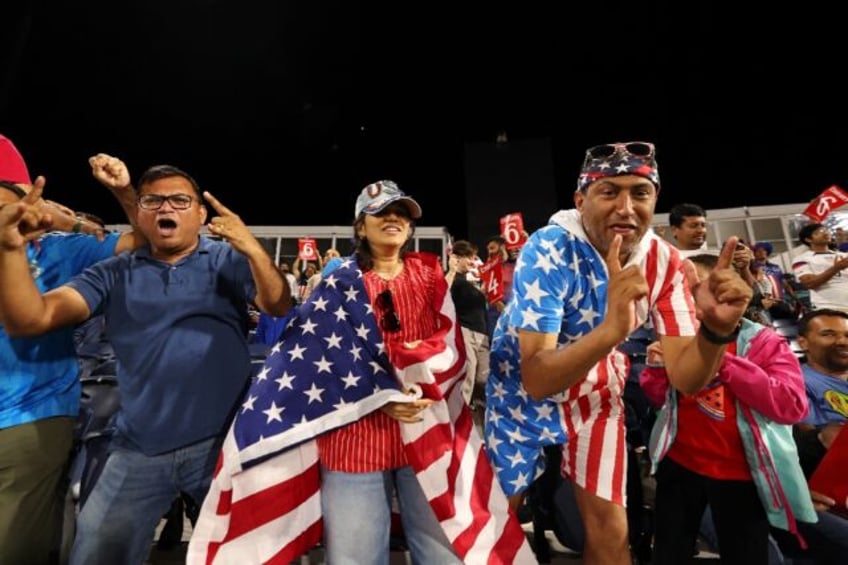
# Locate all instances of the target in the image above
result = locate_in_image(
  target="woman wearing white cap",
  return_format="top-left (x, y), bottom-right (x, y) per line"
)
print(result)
top-left (315, 180), bottom-right (463, 564)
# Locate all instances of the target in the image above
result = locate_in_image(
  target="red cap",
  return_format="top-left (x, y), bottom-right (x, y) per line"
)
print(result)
top-left (0, 134), bottom-right (32, 184)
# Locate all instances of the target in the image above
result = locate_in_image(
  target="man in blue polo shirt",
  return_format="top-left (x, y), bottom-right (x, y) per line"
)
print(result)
top-left (0, 136), bottom-right (142, 565)
top-left (0, 162), bottom-right (293, 565)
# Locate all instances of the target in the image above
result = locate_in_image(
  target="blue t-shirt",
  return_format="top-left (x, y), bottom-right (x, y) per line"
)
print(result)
top-left (801, 364), bottom-right (848, 428)
top-left (0, 232), bottom-right (119, 429)
top-left (67, 237), bottom-right (257, 455)
top-left (254, 311), bottom-right (293, 346)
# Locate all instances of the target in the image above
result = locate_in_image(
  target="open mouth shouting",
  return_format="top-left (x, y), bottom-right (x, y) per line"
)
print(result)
top-left (156, 216), bottom-right (178, 237)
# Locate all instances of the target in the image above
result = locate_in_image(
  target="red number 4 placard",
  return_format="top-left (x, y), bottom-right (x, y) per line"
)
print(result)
top-left (478, 258), bottom-right (504, 304)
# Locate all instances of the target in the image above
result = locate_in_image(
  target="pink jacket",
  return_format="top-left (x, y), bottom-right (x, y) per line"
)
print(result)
top-left (639, 326), bottom-right (808, 424)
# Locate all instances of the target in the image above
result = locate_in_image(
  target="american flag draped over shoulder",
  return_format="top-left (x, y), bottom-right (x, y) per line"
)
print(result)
top-left (187, 257), bottom-right (536, 565)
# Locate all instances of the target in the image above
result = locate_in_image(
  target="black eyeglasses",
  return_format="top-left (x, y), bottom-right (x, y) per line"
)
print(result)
top-left (583, 142), bottom-right (655, 163)
top-left (376, 289), bottom-right (401, 332)
top-left (138, 193), bottom-right (194, 210)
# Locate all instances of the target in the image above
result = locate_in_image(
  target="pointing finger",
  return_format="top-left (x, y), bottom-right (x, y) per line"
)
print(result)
top-left (202, 191), bottom-right (233, 216)
top-left (716, 236), bottom-right (739, 270)
top-left (605, 234), bottom-right (623, 275)
top-left (22, 176), bottom-right (46, 205)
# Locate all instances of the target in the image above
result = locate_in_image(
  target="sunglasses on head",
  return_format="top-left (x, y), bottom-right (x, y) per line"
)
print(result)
top-left (376, 289), bottom-right (401, 332)
top-left (583, 141), bottom-right (655, 163)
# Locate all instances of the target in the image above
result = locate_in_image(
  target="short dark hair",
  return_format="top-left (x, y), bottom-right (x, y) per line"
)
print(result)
top-left (137, 165), bottom-right (203, 201)
top-left (668, 203), bottom-right (707, 228)
top-left (797, 223), bottom-right (823, 247)
top-left (797, 308), bottom-right (848, 337)
top-left (451, 239), bottom-right (477, 257)
top-left (487, 235), bottom-right (506, 247)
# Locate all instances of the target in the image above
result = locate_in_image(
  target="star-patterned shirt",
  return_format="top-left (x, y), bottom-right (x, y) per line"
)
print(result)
top-left (486, 209), bottom-right (697, 492)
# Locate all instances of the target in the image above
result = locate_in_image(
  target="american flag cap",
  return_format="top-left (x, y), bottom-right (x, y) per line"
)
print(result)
top-left (576, 144), bottom-right (660, 193)
top-left (355, 180), bottom-right (422, 219)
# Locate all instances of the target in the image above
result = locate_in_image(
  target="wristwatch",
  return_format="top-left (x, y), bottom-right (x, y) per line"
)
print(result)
top-left (698, 323), bottom-right (739, 345)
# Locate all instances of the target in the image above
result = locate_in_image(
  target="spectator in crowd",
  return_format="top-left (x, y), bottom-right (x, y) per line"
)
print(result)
top-left (484, 234), bottom-right (514, 334)
top-left (445, 239), bottom-right (490, 416)
top-left (0, 137), bottom-right (142, 565)
top-left (303, 247), bottom-right (343, 299)
top-left (313, 180), bottom-right (462, 564)
top-left (751, 241), bottom-right (801, 319)
top-left (187, 179), bottom-right (534, 563)
top-left (792, 223), bottom-right (848, 312)
top-left (668, 202), bottom-right (714, 258)
top-left (834, 226), bottom-right (848, 252)
top-left (209, 180), bottom-right (466, 563)
top-left (67, 209), bottom-right (195, 554)
top-left (726, 241), bottom-right (773, 325)
top-left (0, 161), bottom-right (292, 564)
top-left (640, 253), bottom-right (815, 565)
top-left (322, 246), bottom-right (341, 264)
top-left (485, 141), bottom-right (752, 564)
top-left (773, 308), bottom-right (848, 564)
top-left (278, 260), bottom-right (300, 303)
top-left (292, 256), bottom-right (319, 300)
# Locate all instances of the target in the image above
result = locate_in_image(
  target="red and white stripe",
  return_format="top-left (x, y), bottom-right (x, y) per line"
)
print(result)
top-left (187, 255), bottom-right (535, 564)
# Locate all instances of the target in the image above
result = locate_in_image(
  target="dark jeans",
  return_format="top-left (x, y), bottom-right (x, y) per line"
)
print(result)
top-left (653, 457), bottom-right (769, 565)
top-left (70, 436), bottom-right (220, 565)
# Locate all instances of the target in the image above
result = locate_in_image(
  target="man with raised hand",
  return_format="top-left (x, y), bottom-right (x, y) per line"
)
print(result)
top-left (0, 135), bottom-right (142, 565)
top-left (485, 141), bottom-right (752, 564)
top-left (0, 162), bottom-right (292, 565)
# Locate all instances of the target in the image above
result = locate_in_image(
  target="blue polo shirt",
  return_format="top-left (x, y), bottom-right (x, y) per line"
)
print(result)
top-left (67, 237), bottom-right (257, 455)
top-left (0, 232), bottom-right (119, 429)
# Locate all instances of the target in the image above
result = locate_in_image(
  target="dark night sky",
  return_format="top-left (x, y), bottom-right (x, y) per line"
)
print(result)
top-left (2, 1), bottom-right (847, 241)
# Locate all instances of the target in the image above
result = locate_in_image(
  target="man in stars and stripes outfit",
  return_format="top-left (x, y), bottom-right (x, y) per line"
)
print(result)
top-left (485, 141), bottom-right (753, 564)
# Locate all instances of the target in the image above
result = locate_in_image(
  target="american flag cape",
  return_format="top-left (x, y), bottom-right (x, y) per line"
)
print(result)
top-left (187, 257), bottom-right (536, 564)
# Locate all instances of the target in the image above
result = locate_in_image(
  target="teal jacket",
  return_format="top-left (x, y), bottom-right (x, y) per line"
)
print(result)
top-left (644, 319), bottom-right (817, 536)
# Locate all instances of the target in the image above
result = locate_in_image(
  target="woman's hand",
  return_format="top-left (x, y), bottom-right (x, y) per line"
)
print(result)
top-left (646, 341), bottom-right (664, 366)
top-left (380, 398), bottom-right (434, 423)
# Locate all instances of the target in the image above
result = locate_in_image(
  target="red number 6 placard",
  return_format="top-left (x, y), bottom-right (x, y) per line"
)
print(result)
top-left (500, 212), bottom-right (527, 251)
top-left (298, 238), bottom-right (318, 261)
